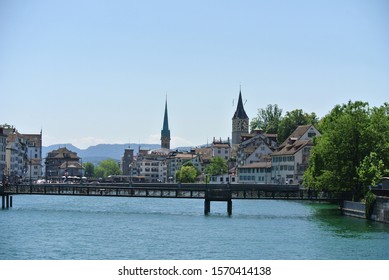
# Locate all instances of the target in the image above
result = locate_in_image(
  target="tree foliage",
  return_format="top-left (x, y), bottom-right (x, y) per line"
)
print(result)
top-left (250, 105), bottom-right (318, 144)
top-left (250, 104), bottom-right (283, 134)
top-left (176, 165), bottom-right (197, 183)
top-left (277, 109), bottom-right (318, 143)
top-left (82, 162), bottom-right (95, 178)
top-left (205, 156), bottom-right (228, 175)
top-left (94, 159), bottom-right (122, 179)
top-left (304, 101), bottom-right (389, 200)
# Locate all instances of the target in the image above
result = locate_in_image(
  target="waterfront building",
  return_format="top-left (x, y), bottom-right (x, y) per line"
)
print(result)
top-left (191, 147), bottom-right (212, 177)
top-left (5, 130), bottom-right (28, 182)
top-left (0, 127), bottom-right (6, 181)
top-left (23, 131), bottom-right (43, 181)
top-left (236, 130), bottom-right (277, 167)
top-left (136, 148), bottom-right (168, 182)
top-left (233, 126), bottom-right (276, 184)
top-left (271, 125), bottom-right (320, 185)
top-left (237, 161), bottom-right (272, 184)
top-left (166, 151), bottom-right (199, 181)
top-left (121, 146), bottom-right (134, 175)
top-left (211, 137), bottom-right (231, 160)
top-left (209, 173), bottom-right (234, 184)
top-left (0, 124), bottom-right (43, 183)
top-left (161, 97), bottom-right (171, 149)
top-left (231, 90), bottom-right (249, 145)
top-left (45, 147), bottom-right (83, 181)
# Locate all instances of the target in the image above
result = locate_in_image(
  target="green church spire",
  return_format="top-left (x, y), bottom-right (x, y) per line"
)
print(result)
top-left (161, 96), bottom-right (171, 149)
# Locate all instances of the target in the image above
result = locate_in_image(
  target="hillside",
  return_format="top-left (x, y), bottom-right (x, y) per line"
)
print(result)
top-left (42, 143), bottom-right (191, 164)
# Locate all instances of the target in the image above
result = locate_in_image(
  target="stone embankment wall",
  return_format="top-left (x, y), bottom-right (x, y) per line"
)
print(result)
top-left (372, 196), bottom-right (389, 223)
top-left (342, 201), bottom-right (365, 219)
top-left (341, 196), bottom-right (389, 223)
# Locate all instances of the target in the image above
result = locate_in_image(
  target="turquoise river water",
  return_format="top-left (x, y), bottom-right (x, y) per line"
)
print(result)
top-left (0, 195), bottom-right (388, 259)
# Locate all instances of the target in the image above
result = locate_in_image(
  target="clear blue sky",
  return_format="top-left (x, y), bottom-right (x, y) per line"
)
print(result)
top-left (1, 0), bottom-right (388, 149)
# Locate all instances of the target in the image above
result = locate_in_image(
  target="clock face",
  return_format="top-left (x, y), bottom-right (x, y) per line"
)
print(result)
top-left (233, 119), bottom-right (248, 132)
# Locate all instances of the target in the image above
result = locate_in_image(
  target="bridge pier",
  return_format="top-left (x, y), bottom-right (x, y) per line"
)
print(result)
top-left (227, 200), bottom-right (232, 216)
top-left (2, 194), bottom-right (11, 209)
top-left (204, 200), bottom-right (210, 215)
top-left (204, 199), bottom-right (232, 216)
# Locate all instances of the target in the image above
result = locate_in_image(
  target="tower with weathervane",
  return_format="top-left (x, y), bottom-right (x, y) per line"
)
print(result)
top-left (232, 90), bottom-right (249, 145)
top-left (161, 97), bottom-right (171, 149)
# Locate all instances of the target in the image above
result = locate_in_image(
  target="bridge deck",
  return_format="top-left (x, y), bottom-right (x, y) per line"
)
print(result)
top-left (2, 183), bottom-right (344, 200)
top-left (1, 183), bottom-right (347, 214)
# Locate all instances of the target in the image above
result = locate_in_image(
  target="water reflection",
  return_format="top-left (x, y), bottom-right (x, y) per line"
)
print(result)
top-left (309, 202), bottom-right (389, 239)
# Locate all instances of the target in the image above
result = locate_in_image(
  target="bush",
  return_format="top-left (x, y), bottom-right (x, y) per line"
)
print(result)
top-left (364, 191), bottom-right (376, 219)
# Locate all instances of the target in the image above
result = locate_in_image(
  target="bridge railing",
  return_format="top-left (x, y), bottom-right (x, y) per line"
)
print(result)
top-left (2, 183), bottom-right (349, 201)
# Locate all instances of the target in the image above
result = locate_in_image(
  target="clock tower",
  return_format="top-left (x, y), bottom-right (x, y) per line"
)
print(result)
top-left (232, 90), bottom-right (249, 145)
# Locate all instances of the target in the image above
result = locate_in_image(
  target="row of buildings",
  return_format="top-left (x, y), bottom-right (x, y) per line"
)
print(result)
top-left (119, 91), bottom-right (320, 185)
top-left (2, 90), bottom-right (320, 185)
top-left (1, 124), bottom-right (84, 183)
top-left (0, 124), bottom-right (43, 183)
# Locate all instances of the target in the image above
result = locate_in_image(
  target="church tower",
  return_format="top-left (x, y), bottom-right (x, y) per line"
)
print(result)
top-left (232, 89), bottom-right (249, 145)
top-left (161, 97), bottom-right (171, 149)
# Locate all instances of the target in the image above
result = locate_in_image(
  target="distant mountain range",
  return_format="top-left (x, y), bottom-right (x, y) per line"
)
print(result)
top-left (42, 143), bottom-right (191, 164)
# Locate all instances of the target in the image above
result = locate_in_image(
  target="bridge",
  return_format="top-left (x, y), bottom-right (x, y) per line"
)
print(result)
top-left (1, 183), bottom-right (348, 215)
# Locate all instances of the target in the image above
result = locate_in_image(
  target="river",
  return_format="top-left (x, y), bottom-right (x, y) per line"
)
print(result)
top-left (0, 195), bottom-right (388, 259)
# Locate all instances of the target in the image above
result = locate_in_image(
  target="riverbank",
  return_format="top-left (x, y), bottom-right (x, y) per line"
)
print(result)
top-left (341, 196), bottom-right (389, 223)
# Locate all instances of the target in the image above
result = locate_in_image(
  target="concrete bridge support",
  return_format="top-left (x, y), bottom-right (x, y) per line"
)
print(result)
top-left (1, 194), bottom-right (12, 209)
top-left (204, 199), bottom-right (232, 216)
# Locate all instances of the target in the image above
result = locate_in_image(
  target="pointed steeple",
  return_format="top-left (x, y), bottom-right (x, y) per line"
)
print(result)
top-left (162, 97), bottom-right (169, 131)
top-left (233, 90), bottom-right (248, 120)
top-left (161, 96), bottom-right (171, 149)
top-left (231, 88), bottom-right (249, 145)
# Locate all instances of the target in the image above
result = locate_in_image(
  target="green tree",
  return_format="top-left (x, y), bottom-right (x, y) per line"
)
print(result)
top-left (82, 162), bottom-right (95, 178)
top-left (277, 109), bottom-right (318, 143)
top-left (94, 159), bottom-right (122, 179)
top-left (250, 104), bottom-right (283, 134)
top-left (205, 156), bottom-right (228, 176)
top-left (304, 101), bottom-right (389, 200)
top-left (357, 152), bottom-right (387, 193)
top-left (176, 165), bottom-right (197, 183)
top-left (367, 103), bottom-right (389, 168)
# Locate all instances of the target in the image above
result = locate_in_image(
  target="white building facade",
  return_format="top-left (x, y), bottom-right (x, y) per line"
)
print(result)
top-left (271, 125), bottom-right (320, 185)
top-left (237, 162), bottom-right (272, 184)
